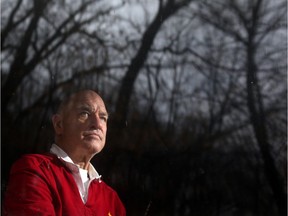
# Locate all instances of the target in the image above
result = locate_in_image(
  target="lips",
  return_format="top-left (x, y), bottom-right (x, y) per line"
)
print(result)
top-left (83, 131), bottom-right (102, 140)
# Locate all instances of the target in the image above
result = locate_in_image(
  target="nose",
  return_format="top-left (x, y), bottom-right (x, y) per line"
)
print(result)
top-left (89, 114), bottom-right (102, 130)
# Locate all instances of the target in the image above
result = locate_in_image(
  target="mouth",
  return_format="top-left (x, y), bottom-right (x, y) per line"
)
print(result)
top-left (83, 131), bottom-right (102, 140)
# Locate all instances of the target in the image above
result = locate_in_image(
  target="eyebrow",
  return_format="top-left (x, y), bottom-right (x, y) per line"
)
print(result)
top-left (77, 104), bottom-right (93, 111)
top-left (99, 111), bottom-right (109, 119)
top-left (77, 104), bottom-right (109, 117)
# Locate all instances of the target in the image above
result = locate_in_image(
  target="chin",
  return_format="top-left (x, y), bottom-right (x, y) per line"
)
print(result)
top-left (85, 141), bottom-right (105, 154)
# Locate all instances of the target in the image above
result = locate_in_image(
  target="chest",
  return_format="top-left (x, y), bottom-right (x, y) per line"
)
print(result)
top-left (48, 167), bottom-right (118, 216)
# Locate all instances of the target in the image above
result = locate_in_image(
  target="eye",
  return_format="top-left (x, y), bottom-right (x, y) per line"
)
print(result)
top-left (80, 111), bottom-right (90, 118)
top-left (100, 115), bottom-right (108, 122)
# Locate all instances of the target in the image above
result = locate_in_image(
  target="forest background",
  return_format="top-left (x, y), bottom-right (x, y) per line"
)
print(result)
top-left (1, 0), bottom-right (287, 215)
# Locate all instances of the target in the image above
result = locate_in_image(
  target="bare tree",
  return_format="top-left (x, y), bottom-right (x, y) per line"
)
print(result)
top-left (1, 0), bottom-right (122, 112)
top-left (196, 0), bottom-right (287, 214)
top-left (1, 0), bottom-right (286, 214)
top-left (113, 0), bottom-right (195, 127)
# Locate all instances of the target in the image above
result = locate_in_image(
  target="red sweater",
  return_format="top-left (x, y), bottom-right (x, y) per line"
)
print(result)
top-left (3, 153), bottom-right (126, 216)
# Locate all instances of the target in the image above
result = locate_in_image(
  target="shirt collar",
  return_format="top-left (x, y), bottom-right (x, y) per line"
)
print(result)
top-left (50, 144), bottom-right (101, 180)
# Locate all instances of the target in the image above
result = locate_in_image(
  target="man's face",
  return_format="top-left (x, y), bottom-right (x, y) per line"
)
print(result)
top-left (54, 91), bottom-right (108, 156)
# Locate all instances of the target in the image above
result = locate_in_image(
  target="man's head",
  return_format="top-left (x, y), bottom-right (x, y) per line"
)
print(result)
top-left (52, 90), bottom-right (108, 161)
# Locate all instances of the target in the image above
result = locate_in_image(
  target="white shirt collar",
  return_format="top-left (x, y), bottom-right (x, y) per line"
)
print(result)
top-left (50, 144), bottom-right (101, 180)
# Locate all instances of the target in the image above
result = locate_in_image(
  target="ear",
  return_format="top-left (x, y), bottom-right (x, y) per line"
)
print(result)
top-left (52, 114), bottom-right (63, 135)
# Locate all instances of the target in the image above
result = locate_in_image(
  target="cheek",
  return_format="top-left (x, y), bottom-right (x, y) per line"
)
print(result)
top-left (103, 125), bottom-right (107, 135)
top-left (64, 120), bottom-right (85, 134)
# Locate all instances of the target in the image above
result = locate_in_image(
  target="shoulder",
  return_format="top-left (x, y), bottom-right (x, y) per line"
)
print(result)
top-left (92, 179), bottom-right (122, 199)
top-left (16, 153), bottom-right (55, 165)
top-left (10, 153), bottom-right (58, 173)
top-left (95, 180), bottom-right (116, 192)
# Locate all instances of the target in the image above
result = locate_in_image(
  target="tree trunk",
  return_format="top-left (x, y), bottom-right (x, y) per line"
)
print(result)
top-left (2, 0), bottom-right (49, 112)
top-left (246, 40), bottom-right (286, 216)
top-left (114, 0), bottom-right (191, 127)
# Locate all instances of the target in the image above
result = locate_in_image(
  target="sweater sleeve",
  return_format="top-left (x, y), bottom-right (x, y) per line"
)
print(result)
top-left (3, 155), bottom-right (56, 216)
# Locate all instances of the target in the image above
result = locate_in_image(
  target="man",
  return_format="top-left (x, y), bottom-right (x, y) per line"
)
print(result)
top-left (3, 90), bottom-right (126, 216)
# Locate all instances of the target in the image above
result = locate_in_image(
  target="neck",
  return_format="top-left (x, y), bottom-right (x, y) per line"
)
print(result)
top-left (68, 152), bottom-right (92, 170)
top-left (56, 142), bottom-right (92, 170)
top-left (74, 160), bottom-right (90, 170)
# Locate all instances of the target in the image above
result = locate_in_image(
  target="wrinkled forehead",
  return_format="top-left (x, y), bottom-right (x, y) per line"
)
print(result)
top-left (58, 90), bottom-right (107, 113)
top-left (74, 92), bottom-right (107, 111)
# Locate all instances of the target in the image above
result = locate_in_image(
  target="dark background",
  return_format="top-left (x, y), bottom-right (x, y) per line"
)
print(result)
top-left (1, 0), bottom-right (287, 215)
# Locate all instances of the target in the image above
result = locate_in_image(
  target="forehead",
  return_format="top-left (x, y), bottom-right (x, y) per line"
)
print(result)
top-left (63, 91), bottom-right (107, 112)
